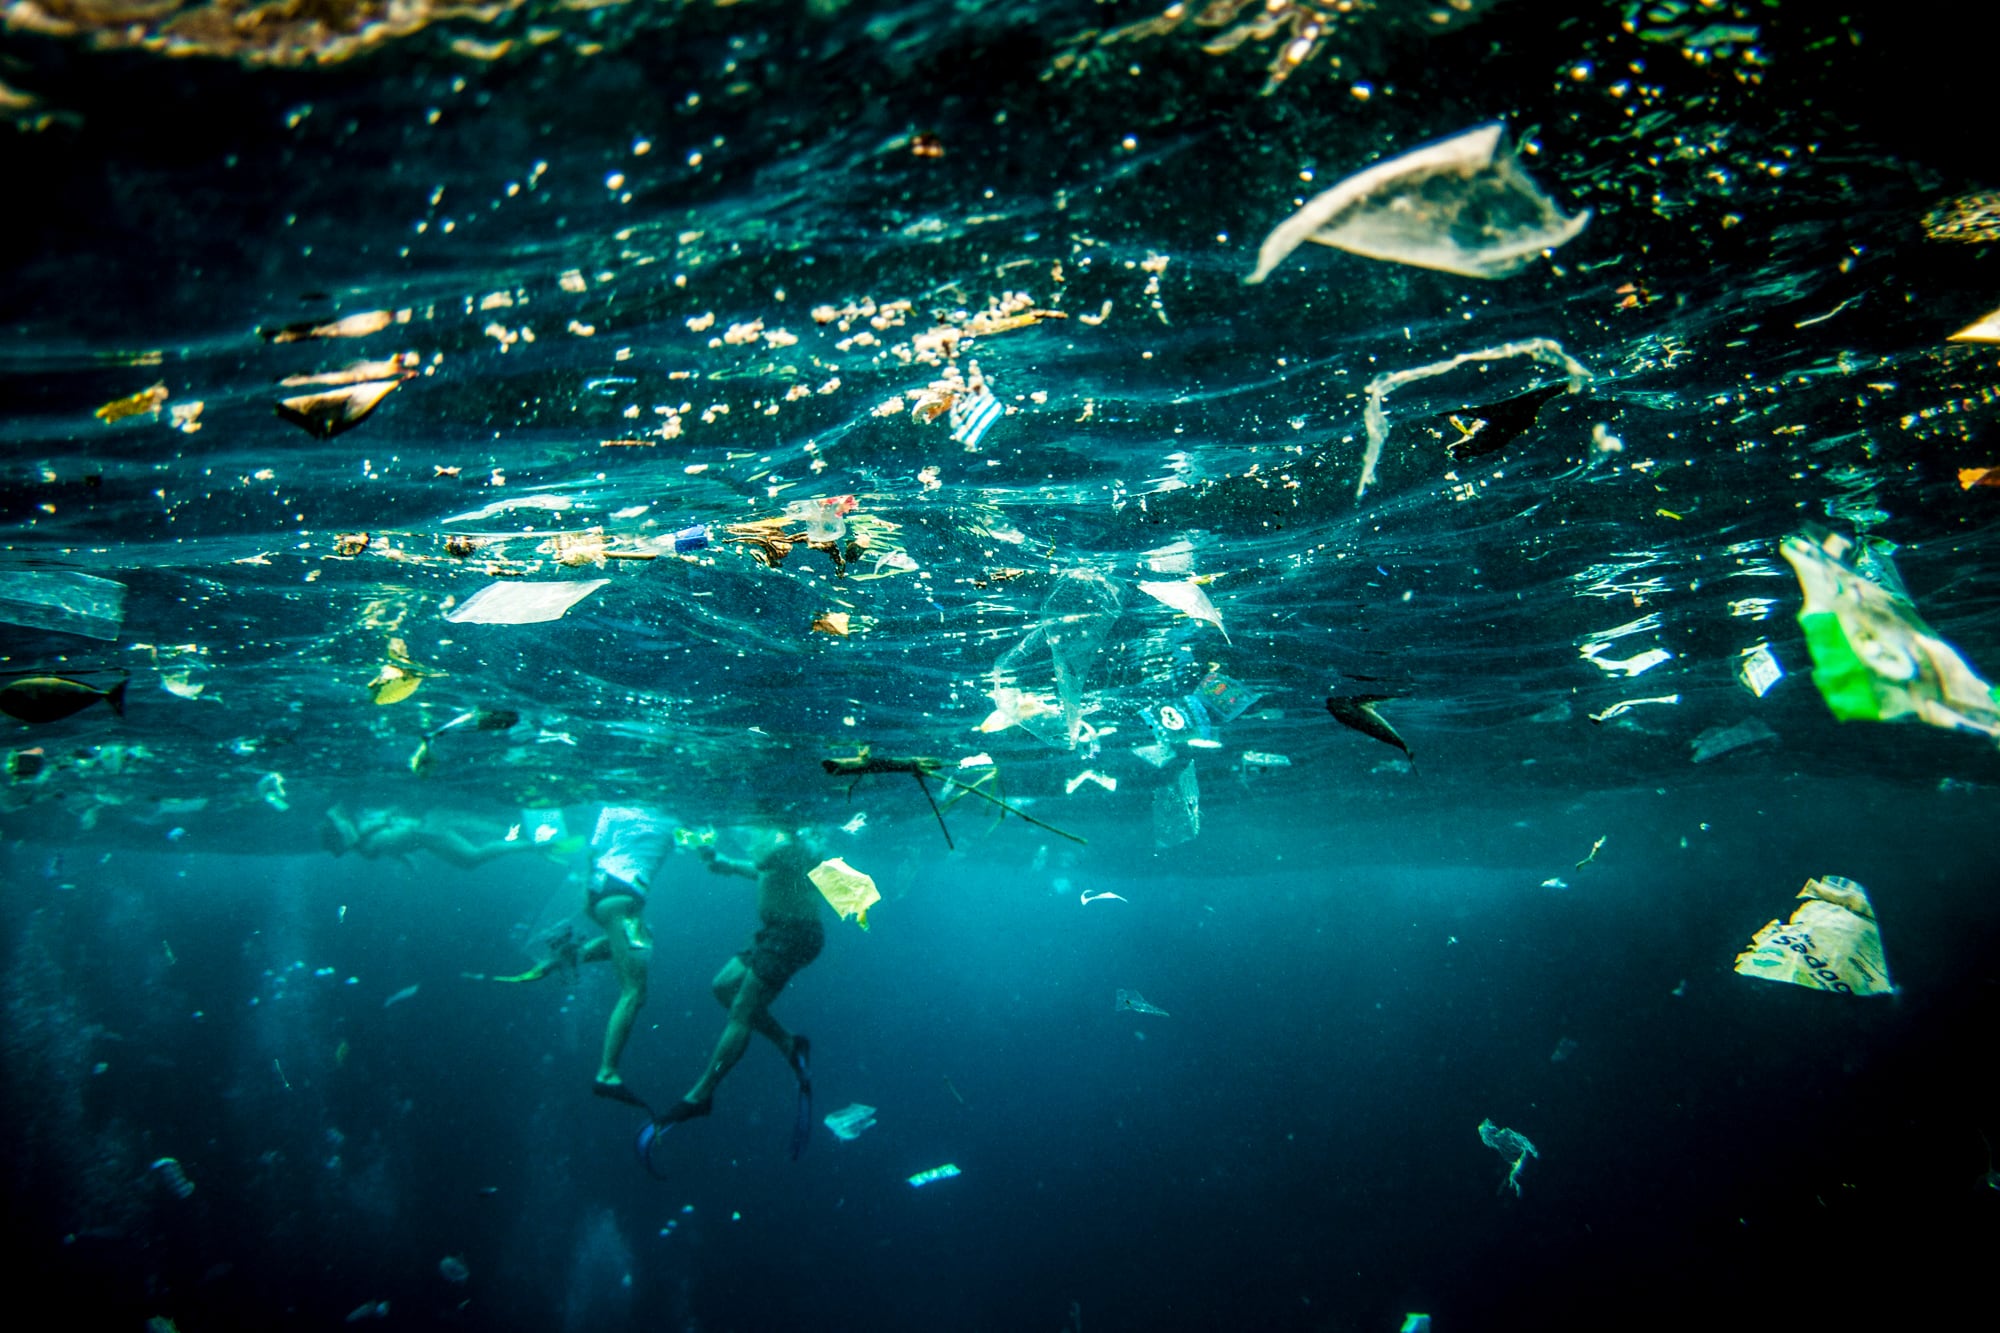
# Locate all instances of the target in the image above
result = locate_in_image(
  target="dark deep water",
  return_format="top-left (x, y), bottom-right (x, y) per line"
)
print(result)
top-left (4, 1), bottom-right (1999, 1329)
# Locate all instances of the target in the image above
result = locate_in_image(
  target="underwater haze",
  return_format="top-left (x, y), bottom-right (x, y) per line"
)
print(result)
top-left (4, 0), bottom-right (1999, 1329)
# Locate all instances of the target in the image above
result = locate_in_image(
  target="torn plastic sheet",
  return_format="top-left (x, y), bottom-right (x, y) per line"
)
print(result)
top-left (823, 1103), bottom-right (878, 1141)
top-left (1948, 306), bottom-right (2000, 343)
top-left (1356, 338), bottom-right (1592, 499)
top-left (1142, 539), bottom-right (1195, 575)
top-left (1065, 770), bottom-right (1117, 794)
top-left (1478, 1118), bottom-right (1539, 1196)
top-left (1587, 693), bottom-right (1679, 723)
top-left (989, 570), bottom-right (1123, 750)
top-left (1187, 669), bottom-right (1259, 724)
top-left (1734, 875), bottom-right (1893, 996)
top-left (1690, 717), bottom-right (1778, 763)
top-left (1579, 643), bottom-right (1672, 676)
top-left (442, 494), bottom-right (574, 525)
top-left (1246, 123), bottom-right (1590, 284)
top-left (1241, 750), bottom-right (1292, 771)
top-left (0, 569), bottom-right (126, 640)
top-left (1135, 579), bottom-right (1227, 640)
top-left (1781, 531), bottom-right (2000, 745)
top-left (808, 857), bottom-right (881, 929)
top-left (444, 579), bottom-right (609, 625)
top-left (1115, 989), bottom-right (1169, 1016)
top-left (1151, 760), bottom-right (1200, 847)
top-left (1736, 643), bottom-right (1784, 697)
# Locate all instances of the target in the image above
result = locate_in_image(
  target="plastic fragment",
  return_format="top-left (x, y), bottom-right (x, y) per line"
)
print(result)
top-left (1115, 988), bottom-right (1169, 1015)
top-left (908, 1163), bottom-right (961, 1188)
top-left (1579, 643), bottom-right (1672, 676)
top-left (1151, 760), bottom-right (1200, 847)
top-left (1241, 750), bottom-right (1291, 770)
top-left (445, 579), bottom-right (609, 625)
top-left (949, 388), bottom-right (1004, 446)
top-left (1477, 1118), bottom-right (1538, 1196)
top-left (1736, 643), bottom-right (1783, 697)
top-left (1356, 338), bottom-right (1591, 499)
top-left (823, 1103), bottom-right (878, 1141)
top-left (807, 857), bottom-right (880, 929)
top-left (1690, 718), bottom-right (1778, 764)
top-left (1136, 579), bottom-right (1228, 640)
top-left (0, 569), bottom-right (127, 640)
top-left (1947, 306), bottom-right (2000, 343)
top-left (1587, 693), bottom-right (1679, 723)
top-left (1733, 875), bottom-right (1893, 996)
top-left (95, 382), bottom-right (168, 423)
top-left (1246, 123), bottom-right (1589, 284)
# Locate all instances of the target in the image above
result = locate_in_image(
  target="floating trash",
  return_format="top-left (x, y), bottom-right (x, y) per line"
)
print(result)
top-left (807, 857), bottom-right (880, 930)
top-left (151, 1156), bottom-right (195, 1198)
top-left (1246, 123), bottom-right (1590, 284)
top-left (823, 1103), bottom-right (878, 1141)
top-left (948, 388), bottom-right (1003, 447)
top-left (1781, 530), bottom-right (2000, 746)
top-left (1736, 643), bottom-right (1784, 697)
top-left (1588, 693), bottom-right (1680, 723)
top-left (1734, 875), bottom-right (1894, 997)
top-left (1690, 718), bottom-right (1779, 764)
top-left (1151, 760), bottom-right (1200, 848)
top-left (1135, 579), bottom-right (1228, 640)
top-left (0, 570), bottom-right (128, 640)
top-left (907, 1163), bottom-right (961, 1188)
top-left (445, 579), bottom-right (609, 626)
top-left (1477, 1118), bottom-right (1538, 1196)
top-left (1241, 750), bottom-right (1291, 771)
top-left (1115, 989), bottom-right (1169, 1016)
top-left (438, 1254), bottom-right (469, 1284)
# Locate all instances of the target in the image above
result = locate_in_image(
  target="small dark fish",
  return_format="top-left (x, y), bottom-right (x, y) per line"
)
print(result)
top-left (0, 676), bottom-right (127, 724)
top-left (1326, 694), bottom-right (1414, 766)
top-left (1443, 381), bottom-right (1569, 463)
top-left (273, 379), bottom-right (404, 438)
top-left (426, 708), bottom-right (519, 741)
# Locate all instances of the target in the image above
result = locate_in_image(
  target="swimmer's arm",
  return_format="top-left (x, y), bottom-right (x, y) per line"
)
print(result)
top-left (698, 846), bottom-right (757, 879)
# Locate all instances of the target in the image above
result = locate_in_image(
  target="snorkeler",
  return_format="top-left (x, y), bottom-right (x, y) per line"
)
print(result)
top-left (655, 829), bottom-right (821, 1149)
top-left (320, 805), bottom-right (550, 870)
top-left (494, 805), bottom-right (673, 1105)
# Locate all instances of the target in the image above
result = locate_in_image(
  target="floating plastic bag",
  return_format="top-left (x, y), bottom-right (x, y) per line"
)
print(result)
top-left (824, 1103), bottom-right (878, 1141)
top-left (1736, 642), bottom-right (1784, 697)
top-left (1733, 874), bottom-right (1893, 996)
top-left (1247, 123), bottom-right (1590, 284)
top-left (808, 857), bottom-right (880, 929)
top-left (950, 388), bottom-right (1004, 447)
top-left (1780, 530), bottom-right (2000, 745)
top-left (1151, 760), bottom-right (1200, 847)
top-left (990, 570), bottom-right (1123, 750)
top-left (445, 579), bottom-right (609, 625)
top-left (0, 569), bottom-right (127, 640)
top-left (1477, 1118), bottom-right (1538, 1196)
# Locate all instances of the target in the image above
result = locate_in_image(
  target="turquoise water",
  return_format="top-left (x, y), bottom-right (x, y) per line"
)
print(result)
top-left (4, 1), bottom-right (1998, 1328)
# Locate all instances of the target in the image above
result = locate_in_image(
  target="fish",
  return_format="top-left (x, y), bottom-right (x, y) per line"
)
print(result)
top-left (0, 675), bottom-right (127, 724)
top-left (1443, 381), bottom-right (1570, 463)
top-left (410, 708), bottom-right (518, 774)
top-left (383, 984), bottom-right (420, 1009)
top-left (1326, 694), bottom-right (1414, 766)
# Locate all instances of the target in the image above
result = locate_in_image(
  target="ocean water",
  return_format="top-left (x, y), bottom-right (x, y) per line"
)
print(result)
top-left (3, 1), bottom-right (1998, 1329)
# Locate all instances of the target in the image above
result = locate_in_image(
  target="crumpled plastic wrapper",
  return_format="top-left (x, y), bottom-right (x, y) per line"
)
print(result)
top-left (5, 0), bottom-right (525, 67)
top-left (1733, 874), bottom-right (1893, 997)
top-left (1780, 530), bottom-right (2000, 746)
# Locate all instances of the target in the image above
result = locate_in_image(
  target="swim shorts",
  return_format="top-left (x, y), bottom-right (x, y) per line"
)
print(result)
top-left (739, 915), bottom-right (825, 990)
top-left (587, 869), bottom-right (647, 915)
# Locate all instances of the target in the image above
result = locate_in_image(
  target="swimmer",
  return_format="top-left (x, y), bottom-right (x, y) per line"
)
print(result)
top-left (319, 805), bottom-right (551, 870)
top-left (654, 828), bottom-right (822, 1157)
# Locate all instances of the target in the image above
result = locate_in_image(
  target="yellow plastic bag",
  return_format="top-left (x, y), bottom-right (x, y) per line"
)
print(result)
top-left (1733, 875), bottom-right (1893, 996)
top-left (808, 857), bottom-right (880, 930)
